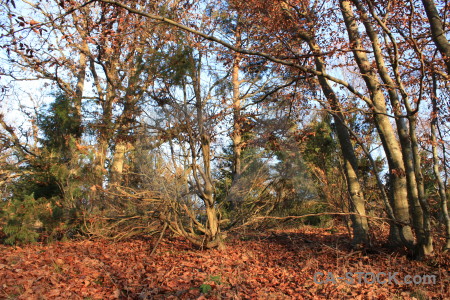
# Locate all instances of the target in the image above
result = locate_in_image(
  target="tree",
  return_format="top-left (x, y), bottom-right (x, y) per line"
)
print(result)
top-left (2, 0), bottom-right (450, 257)
top-left (431, 74), bottom-right (450, 251)
top-left (421, 0), bottom-right (450, 74)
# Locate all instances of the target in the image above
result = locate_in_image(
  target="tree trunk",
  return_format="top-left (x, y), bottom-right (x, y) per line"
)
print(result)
top-left (231, 53), bottom-right (242, 181)
top-left (431, 126), bottom-right (450, 251)
top-left (192, 57), bottom-right (224, 249)
top-left (278, 1), bottom-right (370, 248)
top-left (408, 115), bottom-right (433, 256)
top-left (230, 26), bottom-right (243, 211)
top-left (200, 133), bottom-right (224, 249)
top-left (421, 0), bottom-right (450, 74)
top-left (307, 38), bottom-right (370, 247)
top-left (110, 141), bottom-right (127, 186)
top-left (431, 76), bottom-right (450, 251)
top-left (340, 0), bottom-right (414, 249)
top-left (73, 40), bottom-right (88, 140)
top-left (352, 0), bottom-right (431, 256)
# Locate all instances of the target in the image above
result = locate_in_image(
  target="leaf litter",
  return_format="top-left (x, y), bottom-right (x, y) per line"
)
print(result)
top-left (0, 226), bottom-right (448, 299)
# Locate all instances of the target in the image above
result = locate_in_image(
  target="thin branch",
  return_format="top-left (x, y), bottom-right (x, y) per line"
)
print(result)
top-left (94, 0), bottom-right (373, 105)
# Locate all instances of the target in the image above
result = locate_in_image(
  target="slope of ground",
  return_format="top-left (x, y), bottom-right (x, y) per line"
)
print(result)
top-left (0, 226), bottom-right (448, 299)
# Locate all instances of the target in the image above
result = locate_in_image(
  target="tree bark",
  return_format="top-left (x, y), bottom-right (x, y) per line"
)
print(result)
top-left (340, 0), bottom-right (414, 249)
top-left (307, 38), bottom-right (370, 247)
top-left (421, 0), bottom-right (450, 74)
top-left (229, 23), bottom-right (243, 211)
top-left (352, 0), bottom-right (431, 256)
top-left (73, 40), bottom-right (88, 140)
top-left (110, 142), bottom-right (127, 186)
top-left (192, 55), bottom-right (224, 249)
top-left (431, 76), bottom-right (450, 251)
top-left (231, 51), bottom-right (242, 181)
top-left (278, 2), bottom-right (370, 247)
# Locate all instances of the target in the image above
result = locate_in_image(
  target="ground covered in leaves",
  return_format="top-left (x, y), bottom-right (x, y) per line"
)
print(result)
top-left (0, 226), bottom-right (448, 299)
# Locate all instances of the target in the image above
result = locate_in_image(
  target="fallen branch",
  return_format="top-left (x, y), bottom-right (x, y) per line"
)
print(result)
top-left (253, 212), bottom-right (394, 222)
top-left (230, 212), bottom-right (410, 232)
top-left (150, 222), bottom-right (168, 255)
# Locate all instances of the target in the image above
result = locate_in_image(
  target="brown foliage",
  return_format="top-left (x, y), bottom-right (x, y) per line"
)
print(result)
top-left (0, 226), bottom-right (448, 299)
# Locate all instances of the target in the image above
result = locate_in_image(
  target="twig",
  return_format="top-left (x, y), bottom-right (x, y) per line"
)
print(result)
top-left (253, 212), bottom-right (400, 223)
top-left (150, 222), bottom-right (168, 255)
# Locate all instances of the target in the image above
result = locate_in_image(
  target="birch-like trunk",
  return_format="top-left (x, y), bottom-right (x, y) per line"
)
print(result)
top-left (340, 0), bottom-right (414, 248)
top-left (352, 0), bottom-right (431, 256)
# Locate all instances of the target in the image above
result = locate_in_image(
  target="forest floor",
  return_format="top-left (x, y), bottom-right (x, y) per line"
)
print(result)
top-left (0, 226), bottom-right (448, 299)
